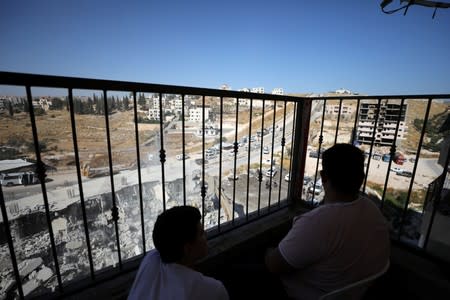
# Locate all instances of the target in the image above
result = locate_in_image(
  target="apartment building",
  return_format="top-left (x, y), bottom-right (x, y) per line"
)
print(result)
top-left (189, 106), bottom-right (210, 122)
top-left (357, 100), bottom-right (408, 146)
top-left (251, 87), bottom-right (264, 94)
top-left (271, 88), bottom-right (284, 95)
top-left (326, 104), bottom-right (353, 116)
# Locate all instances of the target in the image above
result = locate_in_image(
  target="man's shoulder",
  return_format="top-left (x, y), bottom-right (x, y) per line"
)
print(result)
top-left (191, 273), bottom-right (228, 299)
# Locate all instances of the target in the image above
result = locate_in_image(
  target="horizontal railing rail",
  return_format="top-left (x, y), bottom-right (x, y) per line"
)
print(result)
top-left (0, 71), bottom-right (449, 299)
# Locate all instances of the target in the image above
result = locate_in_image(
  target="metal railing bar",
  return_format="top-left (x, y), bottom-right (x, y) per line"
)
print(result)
top-left (269, 101), bottom-right (286, 207)
top-left (288, 102), bottom-right (297, 200)
top-left (268, 102), bottom-right (277, 209)
top-left (278, 101), bottom-right (288, 205)
top-left (398, 98), bottom-right (433, 240)
top-left (26, 86), bottom-right (63, 291)
top-left (68, 88), bottom-right (95, 279)
top-left (245, 98), bottom-right (254, 221)
top-left (362, 98), bottom-right (382, 193)
top-left (201, 95), bottom-right (206, 227)
top-left (257, 99), bottom-right (266, 215)
top-left (158, 93), bottom-right (167, 211)
top-left (0, 71), bottom-right (308, 102)
top-left (380, 99), bottom-right (405, 210)
top-left (182, 94), bottom-right (187, 206)
top-left (0, 185), bottom-right (24, 299)
top-left (334, 98), bottom-right (343, 144)
top-left (102, 90), bottom-right (122, 269)
top-left (132, 91), bottom-right (146, 254)
top-left (218, 97), bottom-right (224, 231)
top-left (231, 98), bottom-right (240, 223)
top-left (311, 99), bottom-right (326, 205)
top-left (351, 99), bottom-right (361, 145)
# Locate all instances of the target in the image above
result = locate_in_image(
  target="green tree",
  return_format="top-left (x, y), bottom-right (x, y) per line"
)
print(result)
top-left (138, 93), bottom-right (146, 108)
top-left (7, 101), bottom-right (14, 117)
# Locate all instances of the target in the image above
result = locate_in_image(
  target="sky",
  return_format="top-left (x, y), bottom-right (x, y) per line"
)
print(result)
top-left (1, 0), bottom-right (450, 95)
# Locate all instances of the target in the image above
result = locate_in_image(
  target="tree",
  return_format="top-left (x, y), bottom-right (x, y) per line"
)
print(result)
top-left (138, 93), bottom-right (146, 108)
top-left (7, 101), bottom-right (13, 117)
top-left (51, 97), bottom-right (64, 110)
top-left (123, 96), bottom-right (129, 111)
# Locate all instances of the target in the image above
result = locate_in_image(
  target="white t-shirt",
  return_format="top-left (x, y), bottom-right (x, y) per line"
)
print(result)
top-left (128, 249), bottom-right (229, 300)
top-left (278, 196), bottom-right (390, 300)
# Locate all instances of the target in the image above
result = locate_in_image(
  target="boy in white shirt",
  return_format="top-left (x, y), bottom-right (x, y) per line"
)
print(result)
top-left (128, 206), bottom-right (229, 300)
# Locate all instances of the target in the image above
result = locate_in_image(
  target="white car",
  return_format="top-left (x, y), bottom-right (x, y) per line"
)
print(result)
top-left (390, 167), bottom-right (404, 173)
top-left (263, 146), bottom-right (270, 154)
top-left (284, 173), bottom-right (290, 182)
top-left (266, 169), bottom-right (277, 177)
top-left (176, 154), bottom-right (189, 160)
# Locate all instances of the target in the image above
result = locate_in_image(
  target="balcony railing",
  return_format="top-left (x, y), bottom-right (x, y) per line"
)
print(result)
top-left (0, 72), bottom-right (449, 299)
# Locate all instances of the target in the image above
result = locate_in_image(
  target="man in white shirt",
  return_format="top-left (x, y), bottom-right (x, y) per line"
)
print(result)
top-left (128, 206), bottom-right (229, 300)
top-left (265, 143), bottom-right (390, 299)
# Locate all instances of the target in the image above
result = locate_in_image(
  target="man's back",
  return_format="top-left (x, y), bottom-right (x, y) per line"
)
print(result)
top-left (128, 250), bottom-right (228, 300)
top-left (278, 196), bottom-right (390, 299)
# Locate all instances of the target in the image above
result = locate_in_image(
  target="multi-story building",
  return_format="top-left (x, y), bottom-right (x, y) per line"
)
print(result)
top-left (251, 87), bottom-right (264, 94)
top-left (357, 100), bottom-right (408, 146)
top-left (147, 108), bottom-right (160, 121)
top-left (326, 104), bottom-right (353, 116)
top-left (271, 88), bottom-right (284, 95)
top-left (189, 106), bottom-right (210, 122)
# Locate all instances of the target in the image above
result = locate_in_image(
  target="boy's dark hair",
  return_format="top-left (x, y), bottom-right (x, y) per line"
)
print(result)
top-left (152, 206), bottom-right (201, 263)
top-left (321, 143), bottom-right (365, 195)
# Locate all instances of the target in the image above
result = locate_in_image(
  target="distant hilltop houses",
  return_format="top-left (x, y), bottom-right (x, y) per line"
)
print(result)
top-left (220, 84), bottom-right (284, 95)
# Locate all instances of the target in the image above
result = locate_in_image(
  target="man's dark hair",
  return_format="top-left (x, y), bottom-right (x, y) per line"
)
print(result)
top-left (152, 206), bottom-right (201, 263)
top-left (321, 143), bottom-right (365, 195)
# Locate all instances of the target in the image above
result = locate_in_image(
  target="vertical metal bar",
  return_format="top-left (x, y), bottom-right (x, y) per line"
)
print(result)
top-left (132, 91), bottom-right (146, 253)
top-left (158, 93), bottom-right (167, 211)
top-left (103, 90), bottom-right (122, 268)
top-left (231, 97), bottom-right (239, 223)
top-left (288, 102), bottom-right (297, 200)
top-left (217, 97), bottom-right (224, 231)
top-left (245, 98), bottom-right (253, 221)
top-left (68, 88), bottom-right (95, 279)
top-left (26, 86), bottom-right (63, 291)
top-left (398, 99), bottom-right (433, 240)
top-left (277, 101), bottom-right (288, 205)
top-left (362, 99), bottom-right (382, 193)
top-left (257, 99), bottom-right (266, 216)
top-left (380, 99), bottom-right (405, 210)
top-left (201, 95), bottom-right (206, 227)
top-left (0, 185), bottom-right (24, 299)
top-left (181, 94), bottom-right (187, 206)
top-left (268, 100), bottom-right (277, 209)
top-left (351, 99), bottom-right (361, 145)
top-left (334, 98), bottom-right (343, 144)
top-left (311, 99), bottom-right (327, 205)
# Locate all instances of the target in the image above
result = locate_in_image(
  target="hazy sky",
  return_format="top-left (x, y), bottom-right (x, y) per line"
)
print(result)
top-left (1, 0), bottom-right (450, 95)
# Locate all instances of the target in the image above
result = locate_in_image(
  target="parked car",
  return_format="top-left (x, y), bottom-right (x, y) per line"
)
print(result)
top-left (309, 151), bottom-right (319, 158)
top-left (303, 175), bottom-right (312, 185)
top-left (308, 182), bottom-right (323, 195)
top-left (390, 167), bottom-right (404, 173)
top-left (176, 154), bottom-right (190, 160)
top-left (265, 169), bottom-right (277, 177)
top-left (0, 173), bottom-right (23, 186)
top-left (263, 146), bottom-right (269, 154)
top-left (397, 171), bottom-right (413, 178)
top-left (284, 173), bottom-right (290, 181)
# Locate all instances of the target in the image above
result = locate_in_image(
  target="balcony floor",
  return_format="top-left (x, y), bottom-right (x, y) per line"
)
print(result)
top-left (56, 208), bottom-right (450, 300)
